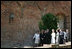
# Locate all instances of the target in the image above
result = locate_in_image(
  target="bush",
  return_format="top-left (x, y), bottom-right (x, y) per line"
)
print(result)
top-left (38, 13), bottom-right (58, 43)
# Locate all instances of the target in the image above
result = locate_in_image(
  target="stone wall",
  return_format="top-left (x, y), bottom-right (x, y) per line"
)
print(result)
top-left (1, 1), bottom-right (71, 47)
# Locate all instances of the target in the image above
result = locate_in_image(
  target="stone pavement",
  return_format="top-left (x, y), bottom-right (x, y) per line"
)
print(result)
top-left (13, 41), bottom-right (71, 48)
top-left (1, 41), bottom-right (71, 48)
top-left (34, 42), bottom-right (71, 48)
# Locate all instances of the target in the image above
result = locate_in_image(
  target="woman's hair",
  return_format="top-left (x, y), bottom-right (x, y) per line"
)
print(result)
top-left (58, 30), bottom-right (59, 32)
top-left (57, 29), bottom-right (60, 33)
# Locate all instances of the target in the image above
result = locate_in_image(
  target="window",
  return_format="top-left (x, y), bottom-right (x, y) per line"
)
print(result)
top-left (9, 13), bottom-right (14, 23)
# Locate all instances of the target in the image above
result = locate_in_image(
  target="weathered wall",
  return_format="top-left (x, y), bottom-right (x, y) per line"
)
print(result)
top-left (1, 1), bottom-right (71, 47)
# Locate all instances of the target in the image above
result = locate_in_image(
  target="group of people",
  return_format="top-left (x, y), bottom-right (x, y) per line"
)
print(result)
top-left (51, 29), bottom-right (69, 44)
top-left (33, 29), bottom-right (69, 47)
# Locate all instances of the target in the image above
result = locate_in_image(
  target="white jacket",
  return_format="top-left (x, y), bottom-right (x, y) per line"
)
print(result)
top-left (33, 33), bottom-right (40, 44)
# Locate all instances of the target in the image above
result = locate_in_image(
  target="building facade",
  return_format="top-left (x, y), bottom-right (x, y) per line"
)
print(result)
top-left (1, 1), bottom-right (71, 47)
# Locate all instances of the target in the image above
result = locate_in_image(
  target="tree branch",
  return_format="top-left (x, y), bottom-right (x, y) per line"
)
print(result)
top-left (34, 1), bottom-right (42, 11)
top-left (16, 1), bottom-right (21, 7)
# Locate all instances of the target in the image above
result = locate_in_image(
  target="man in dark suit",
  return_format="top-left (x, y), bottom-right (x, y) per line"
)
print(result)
top-left (59, 29), bottom-right (64, 44)
top-left (43, 30), bottom-right (47, 44)
top-left (43, 29), bottom-right (49, 44)
top-left (40, 29), bottom-right (44, 46)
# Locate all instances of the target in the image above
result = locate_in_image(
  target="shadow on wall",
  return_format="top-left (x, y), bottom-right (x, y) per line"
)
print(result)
top-left (1, 34), bottom-right (34, 48)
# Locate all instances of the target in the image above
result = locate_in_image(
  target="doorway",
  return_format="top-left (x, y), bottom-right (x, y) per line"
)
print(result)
top-left (56, 13), bottom-right (65, 30)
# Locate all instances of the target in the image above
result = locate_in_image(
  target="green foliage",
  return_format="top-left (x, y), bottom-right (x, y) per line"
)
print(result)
top-left (38, 13), bottom-right (58, 43)
top-left (39, 20), bottom-right (47, 31)
top-left (39, 13), bottom-right (58, 32)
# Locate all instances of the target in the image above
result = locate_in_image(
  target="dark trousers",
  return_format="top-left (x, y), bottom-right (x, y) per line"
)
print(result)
top-left (40, 40), bottom-right (44, 46)
top-left (66, 37), bottom-right (68, 42)
top-left (59, 35), bottom-right (64, 44)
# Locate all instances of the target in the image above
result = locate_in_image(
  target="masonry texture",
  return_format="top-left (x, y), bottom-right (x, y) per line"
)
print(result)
top-left (1, 1), bottom-right (71, 47)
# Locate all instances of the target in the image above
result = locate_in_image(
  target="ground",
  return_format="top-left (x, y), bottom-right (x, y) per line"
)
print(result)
top-left (1, 41), bottom-right (71, 48)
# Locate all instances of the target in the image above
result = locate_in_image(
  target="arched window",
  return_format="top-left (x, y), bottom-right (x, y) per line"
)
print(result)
top-left (9, 13), bottom-right (14, 23)
top-left (56, 13), bottom-right (65, 30)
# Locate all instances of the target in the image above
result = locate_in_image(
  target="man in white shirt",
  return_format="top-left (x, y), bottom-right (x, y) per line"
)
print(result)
top-left (63, 30), bottom-right (67, 43)
top-left (66, 29), bottom-right (69, 42)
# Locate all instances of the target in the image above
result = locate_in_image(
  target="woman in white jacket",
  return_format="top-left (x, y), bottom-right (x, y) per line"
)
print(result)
top-left (56, 29), bottom-right (59, 44)
top-left (33, 31), bottom-right (40, 47)
top-left (51, 29), bottom-right (55, 44)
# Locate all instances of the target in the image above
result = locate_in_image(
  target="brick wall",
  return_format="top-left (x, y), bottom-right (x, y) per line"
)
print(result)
top-left (1, 1), bottom-right (71, 47)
